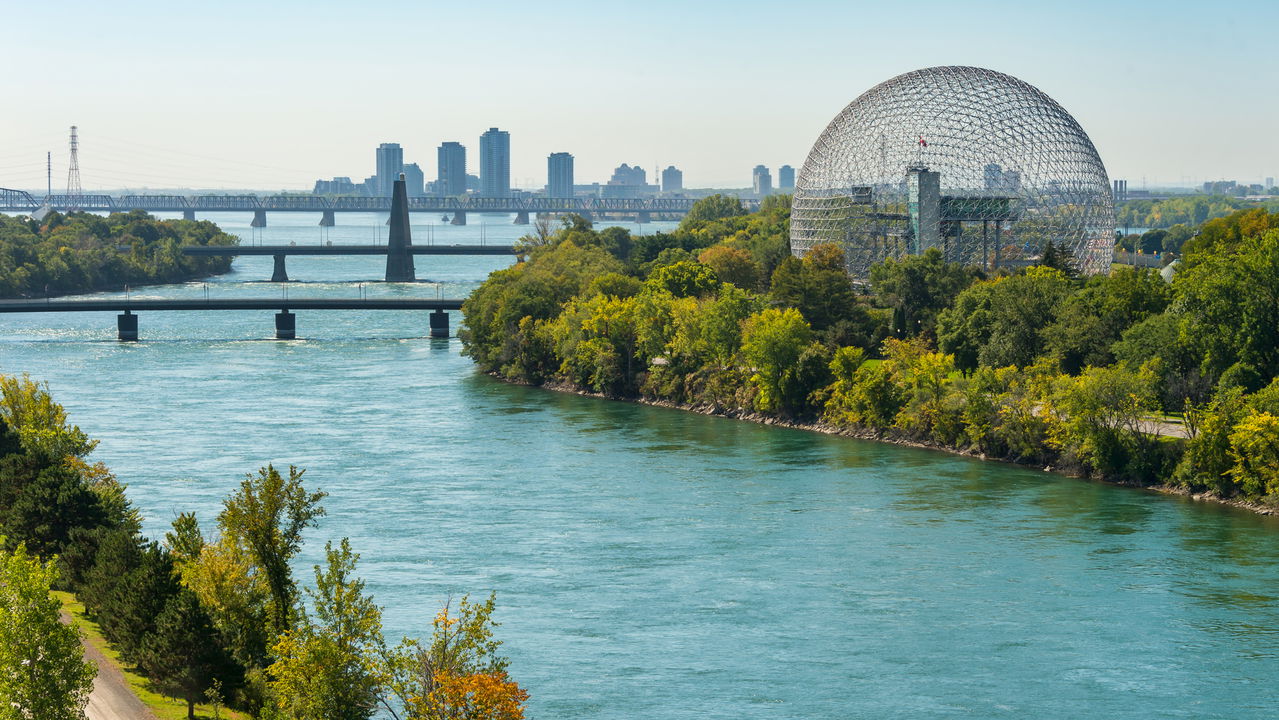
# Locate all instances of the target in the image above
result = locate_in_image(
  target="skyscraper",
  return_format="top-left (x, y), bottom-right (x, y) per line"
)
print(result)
top-left (375, 143), bottom-right (403, 197)
top-left (661, 165), bottom-right (683, 193)
top-left (479, 128), bottom-right (511, 197)
top-left (752, 165), bottom-right (772, 196)
top-left (437, 142), bottom-right (466, 197)
top-left (402, 163), bottom-right (425, 197)
top-left (778, 165), bottom-right (795, 191)
top-left (547, 152), bottom-right (574, 197)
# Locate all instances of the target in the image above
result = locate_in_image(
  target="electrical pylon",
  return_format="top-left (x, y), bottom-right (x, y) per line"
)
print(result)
top-left (65, 126), bottom-right (82, 212)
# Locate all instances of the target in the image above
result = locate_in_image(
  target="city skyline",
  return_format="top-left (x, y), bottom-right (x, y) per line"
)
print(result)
top-left (2, 0), bottom-right (1277, 191)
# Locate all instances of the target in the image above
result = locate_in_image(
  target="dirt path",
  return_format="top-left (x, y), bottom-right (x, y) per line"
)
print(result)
top-left (61, 610), bottom-right (158, 720)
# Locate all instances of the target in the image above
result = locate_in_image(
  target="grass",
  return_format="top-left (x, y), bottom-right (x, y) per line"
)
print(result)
top-left (55, 591), bottom-right (248, 720)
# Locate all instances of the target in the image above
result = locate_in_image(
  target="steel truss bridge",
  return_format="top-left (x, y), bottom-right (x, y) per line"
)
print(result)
top-left (0, 191), bottom-right (706, 215)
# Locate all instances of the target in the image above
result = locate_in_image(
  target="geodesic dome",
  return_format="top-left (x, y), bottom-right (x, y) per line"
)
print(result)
top-left (791, 66), bottom-right (1115, 278)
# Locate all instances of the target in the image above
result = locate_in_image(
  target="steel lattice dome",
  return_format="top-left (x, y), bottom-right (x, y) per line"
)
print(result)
top-left (791, 66), bottom-right (1115, 277)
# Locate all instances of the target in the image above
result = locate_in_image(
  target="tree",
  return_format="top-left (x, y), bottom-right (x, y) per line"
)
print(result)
top-left (937, 267), bottom-right (1073, 371)
top-left (740, 308), bottom-right (816, 414)
top-left (1049, 363), bottom-right (1163, 482)
top-left (1227, 411), bottom-right (1279, 500)
top-left (218, 464), bottom-right (326, 636)
top-left (1041, 267), bottom-right (1171, 374)
top-left (679, 194), bottom-right (746, 229)
top-left (384, 593), bottom-right (527, 720)
top-left (269, 539), bottom-right (385, 720)
top-left (0, 542), bottom-right (96, 719)
top-left (869, 248), bottom-right (979, 341)
top-left (644, 260), bottom-right (719, 298)
top-left (0, 374), bottom-right (96, 462)
top-left (697, 245), bottom-right (759, 289)
top-left (137, 589), bottom-right (241, 720)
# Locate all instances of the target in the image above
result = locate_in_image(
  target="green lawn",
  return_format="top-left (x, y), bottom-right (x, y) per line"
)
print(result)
top-left (56, 591), bottom-right (247, 720)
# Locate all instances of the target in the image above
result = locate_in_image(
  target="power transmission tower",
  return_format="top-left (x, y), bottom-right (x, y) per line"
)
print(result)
top-left (65, 125), bottom-right (82, 211)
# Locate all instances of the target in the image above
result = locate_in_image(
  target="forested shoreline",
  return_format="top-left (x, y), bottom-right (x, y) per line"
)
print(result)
top-left (0, 210), bottom-right (236, 298)
top-left (0, 375), bottom-right (528, 719)
top-left (461, 197), bottom-right (1279, 510)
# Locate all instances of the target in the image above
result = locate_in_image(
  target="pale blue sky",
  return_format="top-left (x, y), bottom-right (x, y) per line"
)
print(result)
top-left (2, 0), bottom-right (1276, 191)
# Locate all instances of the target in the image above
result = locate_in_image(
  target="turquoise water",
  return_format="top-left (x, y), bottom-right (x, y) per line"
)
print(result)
top-left (2, 212), bottom-right (1278, 718)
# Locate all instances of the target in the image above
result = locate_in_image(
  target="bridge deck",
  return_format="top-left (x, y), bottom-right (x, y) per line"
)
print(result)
top-left (0, 298), bottom-right (464, 312)
top-left (182, 244), bottom-right (517, 256)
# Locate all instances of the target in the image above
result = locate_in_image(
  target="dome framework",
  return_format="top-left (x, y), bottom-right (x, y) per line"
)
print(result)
top-left (791, 66), bottom-right (1115, 277)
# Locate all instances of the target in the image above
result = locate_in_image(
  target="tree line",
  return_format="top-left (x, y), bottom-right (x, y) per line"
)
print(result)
top-left (0, 210), bottom-right (236, 298)
top-left (0, 375), bottom-right (527, 720)
top-left (1116, 194), bottom-right (1279, 231)
top-left (461, 196), bottom-right (1279, 506)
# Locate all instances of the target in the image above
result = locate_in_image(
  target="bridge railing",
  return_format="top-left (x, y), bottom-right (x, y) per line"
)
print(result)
top-left (191, 195), bottom-right (262, 210)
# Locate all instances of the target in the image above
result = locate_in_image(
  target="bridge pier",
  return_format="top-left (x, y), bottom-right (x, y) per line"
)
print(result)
top-left (117, 311), bottom-right (138, 341)
top-left (513, 211), bottom-right (529, 225)
top-left (319, 210), bottom-right (335, 227)
top-left (429, 309), bottom-right (449, 338)
top-left (637, 211), bottom-right (651, 223)
top-left (182, 210), bottom-right (196, 221)
top-left (450, 211), bottom-right (467, 226)
top-left (275, 310), bottom-right (296, 339)
top-left (272, 254), bottom-right (289, 282)
top-left (251, 209), bottom-right (267, 228)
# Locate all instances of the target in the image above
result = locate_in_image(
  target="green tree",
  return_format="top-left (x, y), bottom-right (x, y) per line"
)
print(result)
top-left (740, 308), bottom-right (816, 414)
top-left (268, 539), bottom-right (385, 720)
top-left (869, 248), bottom-right (979, 341)
top-left (1227, 411), bottom-right (1279, 500)
top-left (937, 267), bottom-right (1073, 371)
top-left (1175, 229), bottom-right (1279, 381)
top-left (679, 194), bottom-right (746, 229)
top-left (1050, 363), bottom-right (1164, 482)
top-left (217, 465), bottom-right (327, 637)
top-left (0, 542), bottom-right (96, 719)
top-left (137, 589), bottom-right (241, 720)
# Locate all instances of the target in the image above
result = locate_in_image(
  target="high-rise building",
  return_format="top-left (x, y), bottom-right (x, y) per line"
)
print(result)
top-left (661, 165), bottom-right (683, 193)
top-left (1112, 179), bottom-right (1128, 202)
top-left (547, 152), bottom-right (574, 197)
top-left (402, 163), bottom-right (426, 197)
top-left (752, 165), bottom-right (772, 196)
top-left (1267, 177), bottom-right (1275, 190)
top-left (603, 163), bottom-right (656, 198)
top-left (479, 128), bottom-right (511, 197)
top-left (437, 142), bottom-right (467, 197)
top-left (778, 165), bottom-right (795, 191)
top-left (375, 143), bottom-right (403, 197)
top-left (312, 176), bottom-right (356, 195)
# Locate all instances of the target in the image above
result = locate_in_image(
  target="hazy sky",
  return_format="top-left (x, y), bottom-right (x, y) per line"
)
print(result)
top-left (3, 0), bottom-right (1276, 191)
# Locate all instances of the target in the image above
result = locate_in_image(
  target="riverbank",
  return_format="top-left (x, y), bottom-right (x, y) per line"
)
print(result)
top-left (529, 376), bottom-right (1278, 517)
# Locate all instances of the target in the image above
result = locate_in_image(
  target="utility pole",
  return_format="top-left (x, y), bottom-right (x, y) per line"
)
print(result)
top-left (46, 152), bottom-right (51, 201)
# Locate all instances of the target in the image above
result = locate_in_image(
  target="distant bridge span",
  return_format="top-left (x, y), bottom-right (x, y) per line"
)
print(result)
top-left (0, 296), bottom-right (466, 340)
top-left (0, 193), bottom-right (717, 220)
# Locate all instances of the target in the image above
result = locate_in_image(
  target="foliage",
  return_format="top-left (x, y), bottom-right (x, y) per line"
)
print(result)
top-left (937, 267), bottom-right (1073, 371)
top-left (869, 248), bottom-right (978, 341)
top-left (217, 464), bottom-right (327, 637)
top-left (0, 210), bottom-right (235, 298)
top-left (268, 539), bottom-right (385, 720)
top-left (0, 542), bottom-right (96, 719)
top-left (1226, 411), bottom-right (1279, 500)
top-left (138, 588), bottom-right (241, 720)
top-left (1049, 363), bottom-right (1164, 482)
top-left (740, 308), bottom-right (816, 414)
top-left (678, 194), bottom-right (746, 229)
top-left (1174, 228), bottom-right (1279, 382)
top-left (384, 594), bottom-right (525, 720)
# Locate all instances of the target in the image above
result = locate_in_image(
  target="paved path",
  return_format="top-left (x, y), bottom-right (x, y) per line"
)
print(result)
top-left (61, 610), bottom-right (158, 720)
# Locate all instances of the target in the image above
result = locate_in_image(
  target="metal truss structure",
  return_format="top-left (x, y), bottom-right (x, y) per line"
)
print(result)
top-left (792, 66), bottom-right (1115, 278)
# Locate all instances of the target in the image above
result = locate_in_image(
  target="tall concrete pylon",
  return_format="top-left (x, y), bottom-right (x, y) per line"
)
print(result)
top-left (385, 173), bottom-right (416, 282)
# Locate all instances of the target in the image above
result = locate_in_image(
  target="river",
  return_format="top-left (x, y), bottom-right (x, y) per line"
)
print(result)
top-left (2, 211), bottom-right (1277, 718)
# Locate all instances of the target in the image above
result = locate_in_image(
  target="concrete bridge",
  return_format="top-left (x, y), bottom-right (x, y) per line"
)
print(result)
top-left (182, 243), bottom-right (518, 282)
top-left (0, 297), bottom-right (464, 340)
top-left (0, 191), bottom-right (713, 226)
